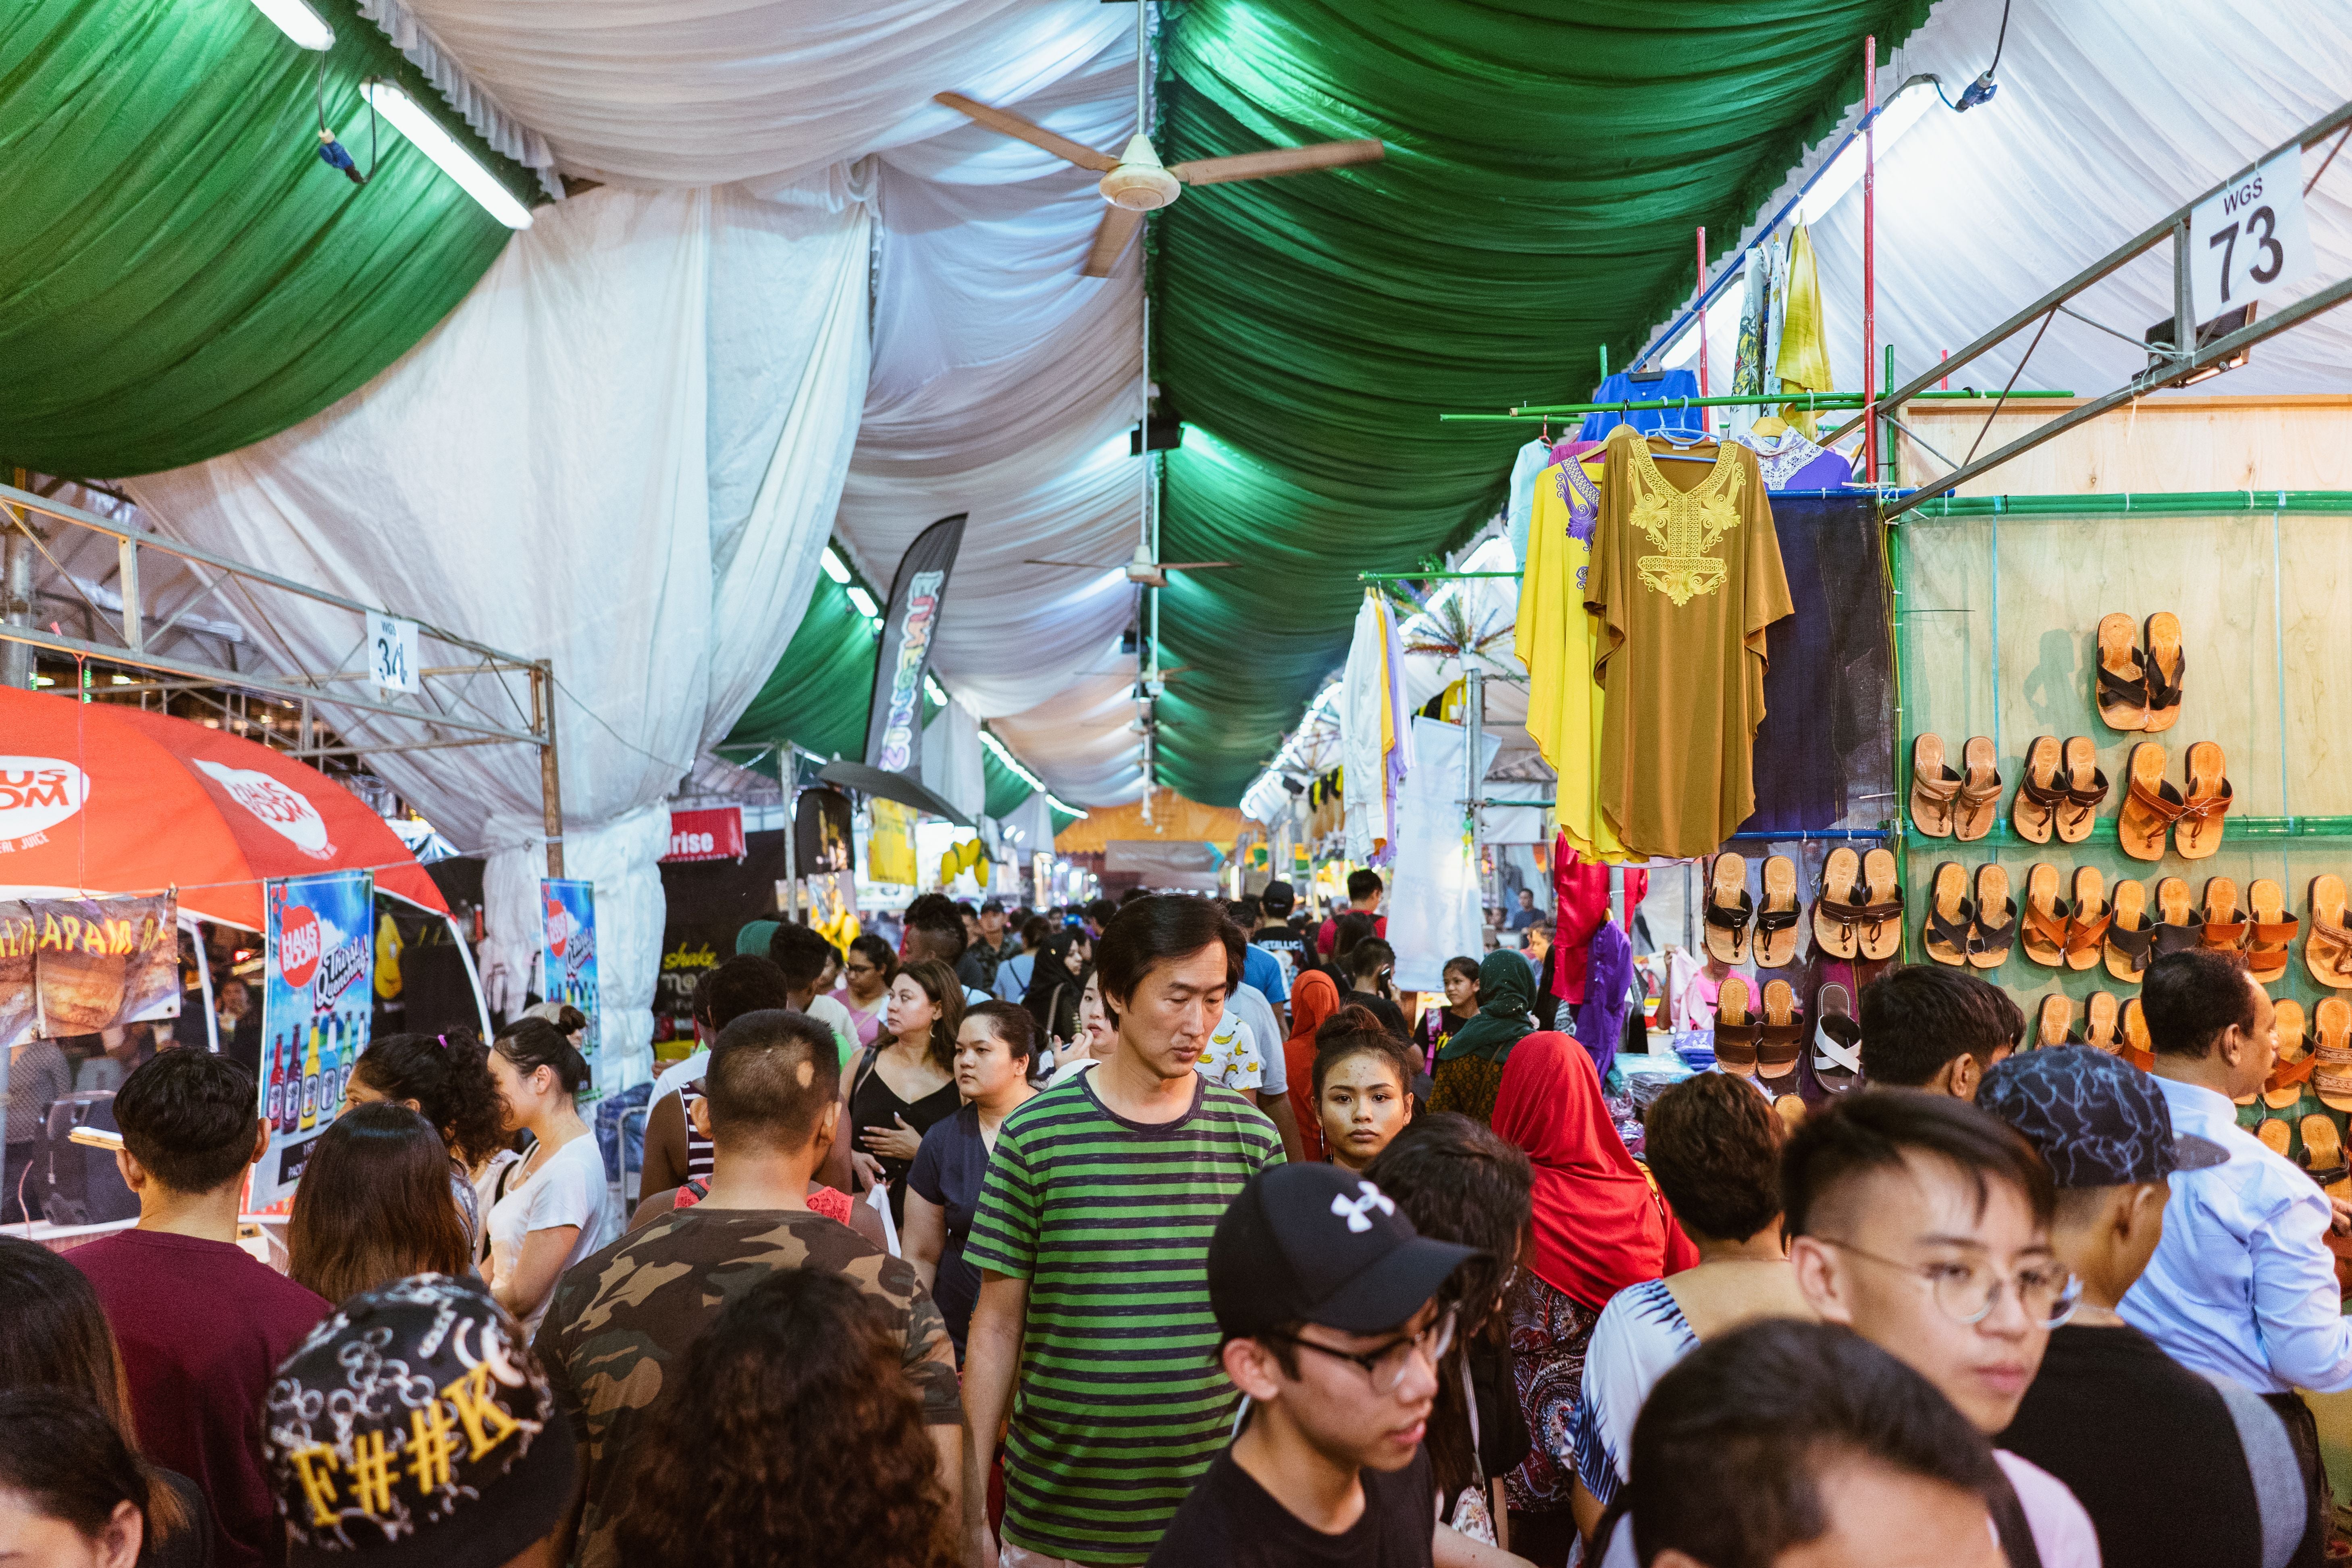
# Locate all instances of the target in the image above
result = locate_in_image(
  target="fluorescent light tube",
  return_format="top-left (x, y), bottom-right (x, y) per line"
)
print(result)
top-left (1798, 83), bottom-right (1938, 225)
top-left (846, 585), bottom-right (880, 618)
top-left (360, 79), bottom-right (533, 229)
top-left (819, 547), bottom-right (851, 584)
top-left (251, 0), bottom-right (333, 49)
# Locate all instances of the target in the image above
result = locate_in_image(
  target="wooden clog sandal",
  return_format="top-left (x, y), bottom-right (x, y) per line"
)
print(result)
top-left (1714, 975), bottom-right (1759, 1075)
top-left (2056, 736), bottom-right (2109, 845)
top-left (1811, 847), bottom-right (1862, 961)
top-left (2307, 875), bottom-right (2352, 990)
top-left (2035, 993), bottom-right (2076, 1048)
top-left (2247, 879), bottom-right (2299, 985)
top-left (2083, 990), bottom-right (2121, 1054)
top-left (2121, 998), bottom-right (2155, 1071)
top-left (2020, 863), bottom-right (2069, 968)
top-left (2301, 1115), bottom-right (2349, 1188)
top-left (2200, 877), bottom-right (2246, 955)
top-left (1969, 863), bottom-right (2016, 971)
top-left (2266, 999), bottom-right (2315, 1106)
top-left (2063, 866), bottom-right (2110, 973)
top-left (2096, 612), bottom-right (2148, 731)
top-left (2142, 611), bottom-right (2185, 734)
top-left (2012, 735), bottom-right (2064, 844)
top-left (1703, 853), bottom-right (1753, 965)
top-left (1953, 736), bottom-right (2004, 844)
top-left (2117, 742), bottom-right (2182, 861)
top-left (2259, 1118), bottom-right (2295, 1158)
top-left (1856, 848), bottom-right (1904, 962)
top-left (2174, 740), bottom-right (2232, 859)
top-left (1924, 862), bottom-right (1975, 968)
top-left (2105, 878), bottom-right (2155, 983)
top-left (1756, 979), bottom-right (1803, 1083)
top-left (1754, 855), bottom-right (1801, 969)
top-left (1910, 734), bottom-right (1960, 838)
top-left (2152, 876), bottom-right (2205, 961)
top-left (1811, 982), bottom-right (1862, 1091)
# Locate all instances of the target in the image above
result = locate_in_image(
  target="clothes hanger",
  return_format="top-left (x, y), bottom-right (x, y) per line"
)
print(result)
top-left (1647, 406), bottom-right (1721, 462)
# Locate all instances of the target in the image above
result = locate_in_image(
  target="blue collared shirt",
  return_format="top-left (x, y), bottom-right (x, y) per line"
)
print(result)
top-left (2120, 1077), bottom-right (2352, 1394)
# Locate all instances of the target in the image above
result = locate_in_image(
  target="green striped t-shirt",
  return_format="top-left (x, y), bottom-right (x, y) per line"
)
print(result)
top-left (964, 1071), bottom-right (1284, 1565)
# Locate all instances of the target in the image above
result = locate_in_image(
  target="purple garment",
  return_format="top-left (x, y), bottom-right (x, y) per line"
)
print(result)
top-left (1774, 448), bottom-right (1854, 491)
top-left (1573, 919), bottom-right (1634, 1083)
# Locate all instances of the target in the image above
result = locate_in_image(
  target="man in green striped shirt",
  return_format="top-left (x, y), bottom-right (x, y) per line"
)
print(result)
top-left (963, 894), bottom-right (1286, 1567)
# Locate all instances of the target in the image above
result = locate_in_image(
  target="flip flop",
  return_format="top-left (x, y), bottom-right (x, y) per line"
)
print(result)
top-left (1812, 982), bottom-right (1862, 1090)
top-left (1714, 975), bottom-right (1759, 1075)
top-left (2117, 742), bottom-right (2182, 861)
top-left (1704, 854), bottom-right (1753, 965)
top-left (2057, 736), bottom-right (2109, 844)
top-left (2097, 612), bottom-right (2148, 731)
top-left (2121, 998), bottom-right (2155, 1071)
top-left (1755, 855), bottom-right (1801, 969)
top-left (2260, 1119), bottom-right (2295, 1158)
top-left (1970, 863), bottom-right (2015, 970)
top-left (2106, 878), bottom-right (2155, 983)
top-left (2035, 993), bottom-right (2075, 1048)
top-left (2175, 740), bottom-right (2231, 859)
top-left (2063, 866), bottom-right (2110, 973)
top-left (2249, 879), bottom-right (2299, 985)
top-left (1954, 736), bottom-right (2004, 843)
top-left (2020, 863), bottom-right (2069, 968)
top-left (2152, 876), bottom-right (2204, 960)
top-left (2308, 875), bottom-right (2352, 990)
top-left (2301, 1115), bottom-right (2349, 1187)
top-left (1811, 847), bottom-right (1862, 960)
top-left (2142, 611), bottom-right (2185, 734)
top-left (1925, 862), bottom-right (1974, 968)
top-left (2083, 990), bottom-right (2121, 1054)
top-left (2201, 877), bottom-right (2246, 955)
top-left (1857, 848), bottom-right (1903, 962)
top-left (1757, 979), bottom-right (1802, 1082)
top-left (2012, 736), bottom-right (2064, 844)
top-left (1910, 734), bottom-right (1960, 838)
top-left (2266, 999), bottom-right (2315, 1105)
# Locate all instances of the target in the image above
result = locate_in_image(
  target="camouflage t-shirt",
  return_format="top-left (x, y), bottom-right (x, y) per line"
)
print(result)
top-left (534, 1206), bottom-right (961, 1568)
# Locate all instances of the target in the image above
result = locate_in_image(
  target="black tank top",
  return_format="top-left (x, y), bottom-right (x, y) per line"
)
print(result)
top-left (848, 1050), bottom-right (961, 1227)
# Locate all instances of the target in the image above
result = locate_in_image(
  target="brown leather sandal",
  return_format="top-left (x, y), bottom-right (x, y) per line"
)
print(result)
top-left (1704, 854), bottom-right (1753, 965)
top-left (2267, 1000), bottom-right (2314, 1104)
top-left (2021, 862), bottom-right (2069, 968)
top-left (1755, 855), bottom-right (1801, 969)
top-left (2012, 735), bottom-right (2064, 844)
top-left (2057, 735), bottom-right (2109, 845)
top-left (2117, 742), bottom-right (2181, 861)
top-left (2035, 993), bottom-right (2076, 1048)
top-left (2248, 878), bottom-right (2298, 984)
top-left (1910, 734), bottom-right (1959, 838)
top-left (1970, 863), bottom-right (2015, 971)
top-left (1954, 736), bottom-right (2003, 843)
top-left (2142, 611), bottom-right (2184, 734)
top-left (2063, 866), bottom-right (2112, 973)
top-left (1812, 848), bottom-right (1861, 960)
top-left (1924, 862), bottom-right (1974, 968)
top-left (1757, 979), bottom-right (1802, 1083)
top-left (2175, 740), bottom-right (2231, 859)
top-left (2106, 878), bottom-right (2155, 982)
top-left (2121, 998), bottom-right (2155, 1071)
top-left (2308, 875), bottom-right (2352, 989)
top-left (2201, 876), bottom-right (2246, 954)
top-left (1714, 975), bottom-right (1759, 1074)
top-left (2083, 990), bottom-right (2121, 1053)
top-left (2152, 876), bottom-right (2204, 961)
top-left (1857, 848), bottom-right (1904, 962)
top-left (2097, 613), bottom-right (2148, 731)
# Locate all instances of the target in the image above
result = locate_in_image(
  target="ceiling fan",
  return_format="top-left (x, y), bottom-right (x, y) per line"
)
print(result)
top-left (1023, 540), bottom-right (1235, 590)
top-left (933, 90), bottom-right (1383, 277)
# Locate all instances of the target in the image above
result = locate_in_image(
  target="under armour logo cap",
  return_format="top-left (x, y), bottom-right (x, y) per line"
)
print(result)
top-left (1210, 1164), bottom-right (1477, 1339)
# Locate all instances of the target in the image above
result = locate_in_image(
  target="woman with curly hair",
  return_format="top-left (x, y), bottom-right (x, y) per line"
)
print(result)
top-left (844, 956), bottom-right (964, 1226)
top-left (348, 1028), bottom-right (513, 1253)
top-left (614, 1268), bottom-right (954, 1568)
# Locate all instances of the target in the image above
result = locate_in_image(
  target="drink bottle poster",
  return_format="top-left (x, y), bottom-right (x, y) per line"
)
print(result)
top-left (541, 878), bottom-right (601, 1103)
top-left (254, 869), bottom-right (374, 1208)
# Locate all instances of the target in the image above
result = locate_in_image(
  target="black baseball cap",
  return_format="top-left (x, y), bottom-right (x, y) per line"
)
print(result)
top-left (1210, 1164), bottom-right (1477, 1338)
top-left (264, 1275), bottom-right (576, 1568)
top-left (1978, 1044), bottom-right (2229, 1187)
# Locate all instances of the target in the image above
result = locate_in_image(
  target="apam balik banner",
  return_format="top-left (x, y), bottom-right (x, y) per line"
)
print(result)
top-left (0, 895), bottom-right (181, 1049)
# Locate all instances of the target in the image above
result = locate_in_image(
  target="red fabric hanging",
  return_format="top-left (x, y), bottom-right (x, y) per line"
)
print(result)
top-left (1622, 867), bottom-right (1649, 931)
top-left (1550, 834), bottom-right (1611, 1004)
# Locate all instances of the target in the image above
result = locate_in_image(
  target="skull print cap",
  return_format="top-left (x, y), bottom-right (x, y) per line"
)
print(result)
top-left (1209, 1163), bottom-right (1477, 1339)
top-left (263, 1273), bottom-right (577, 1568)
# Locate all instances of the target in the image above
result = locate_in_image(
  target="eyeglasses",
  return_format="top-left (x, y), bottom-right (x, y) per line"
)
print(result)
top-left (844, 963), bottom-right (879, 977)
top-left (1818, 1238), bottom-right (2081, 1329)
top-left (1270, 1307), bottom-right (1456, 1393)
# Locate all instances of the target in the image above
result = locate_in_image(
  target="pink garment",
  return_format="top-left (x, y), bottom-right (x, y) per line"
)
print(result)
top-left (1672, 969), bottom-right (1722, 1032)
top-left (830, 986), bottom-right (886, 1047)
top-left (1549, 437), bottom-right (1606, 466)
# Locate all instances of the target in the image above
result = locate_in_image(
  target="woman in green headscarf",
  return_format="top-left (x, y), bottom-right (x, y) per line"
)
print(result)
top-left (1428, 948), bottom-right (1537, 1125)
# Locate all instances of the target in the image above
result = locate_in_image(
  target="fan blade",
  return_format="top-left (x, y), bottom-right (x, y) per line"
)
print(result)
top-left (934, 92), bottom-right (1119, 173)
top-left (1081, 205), bottom-right (1145, 279)
top-left (1170, 139), bottom-right (1384, 187)
top-left (1021, 558), bottom-right (1118, 569)
top-left (1160, 561), bottom-right (1239, 571)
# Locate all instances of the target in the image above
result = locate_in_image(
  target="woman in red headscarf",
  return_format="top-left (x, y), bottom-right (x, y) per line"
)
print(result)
top-left (1490, 1030), bottom-right (1696, 1538)
top-left (1283, 970), bottom-right (1343, 1163)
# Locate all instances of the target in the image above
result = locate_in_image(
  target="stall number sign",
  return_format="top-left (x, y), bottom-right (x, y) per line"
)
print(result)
top-left (368, 612), bottom-right (420, 695)
top-left (2191, 145), bottom-right (2312, 325)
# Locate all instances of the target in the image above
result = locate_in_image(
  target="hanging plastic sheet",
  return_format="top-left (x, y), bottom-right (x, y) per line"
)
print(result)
top-left (1389, 717), bottom-right (1497, 994)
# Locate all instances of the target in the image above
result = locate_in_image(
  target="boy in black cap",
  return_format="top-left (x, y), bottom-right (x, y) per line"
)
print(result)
top-left (1148, 1164), bottom-right (1482, 1568)
top-left (1980, 1044), bottom-right (2299, 1568)
top-left (262, 1274), bottom-right (576, 1568)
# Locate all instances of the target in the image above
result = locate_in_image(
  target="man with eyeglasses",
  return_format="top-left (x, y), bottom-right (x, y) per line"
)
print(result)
top-left (1782, 1091), bottom-right (2100, 1568)
top-left (1151, 1162), bottom-right (1516, 1568)
top-left (1979, 1044), bottom-right (2300, 1568)
top-left (2121, 949), bottom-right (2352, 1568)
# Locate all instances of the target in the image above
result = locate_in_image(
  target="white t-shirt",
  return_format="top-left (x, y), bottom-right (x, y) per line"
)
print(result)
top-left (1194, 1013), bottom-right (1266, 1092)
top-left (485, 1133), bottom-right (619, 1337)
